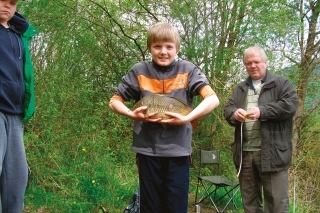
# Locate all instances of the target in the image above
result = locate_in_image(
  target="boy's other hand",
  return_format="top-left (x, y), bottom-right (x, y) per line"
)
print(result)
top-left (160, 112), bottom-right (189, 126)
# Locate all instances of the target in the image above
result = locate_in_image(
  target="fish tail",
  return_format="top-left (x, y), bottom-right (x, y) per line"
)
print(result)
top-left (191, 120), bottom-right (198, 130)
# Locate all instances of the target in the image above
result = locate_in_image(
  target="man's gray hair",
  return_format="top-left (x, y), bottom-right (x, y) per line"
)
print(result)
top-left (243, 46), bottom-right (268, 63)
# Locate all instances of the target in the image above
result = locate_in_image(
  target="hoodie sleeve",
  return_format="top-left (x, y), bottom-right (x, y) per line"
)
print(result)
top-left (21, 23), bottom-right (36, 122)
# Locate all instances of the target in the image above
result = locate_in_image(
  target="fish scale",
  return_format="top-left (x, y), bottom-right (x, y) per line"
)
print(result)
top-left (132, 94), bottom-right (192, 119)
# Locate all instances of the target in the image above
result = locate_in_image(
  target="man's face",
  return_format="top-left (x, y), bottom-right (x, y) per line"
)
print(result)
top-left (150, 41), bottom-right (177, 67)
top-left (0, 0), bottom-right (18, 25)
top-left (244, 52), bottom-right (267, 80)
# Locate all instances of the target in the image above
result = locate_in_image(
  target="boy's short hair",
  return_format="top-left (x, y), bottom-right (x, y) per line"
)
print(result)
top-left (147, 22), bottom-right (181, 52)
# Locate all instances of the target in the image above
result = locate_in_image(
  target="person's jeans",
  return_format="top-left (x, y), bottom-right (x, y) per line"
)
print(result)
top-left (0, 112), bottom-right (28, 213)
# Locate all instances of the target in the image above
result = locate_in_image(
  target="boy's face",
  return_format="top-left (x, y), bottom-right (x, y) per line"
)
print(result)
top-left (0, 0), bottom-right (18, 25)
top-left (150, 41), bottom-right (177, 67)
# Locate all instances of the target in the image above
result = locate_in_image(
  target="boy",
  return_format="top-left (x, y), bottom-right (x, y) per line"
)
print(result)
top-left (0, 0), bottom-right (36, 212)
top-left (109, 22), bottom-right (219, 213)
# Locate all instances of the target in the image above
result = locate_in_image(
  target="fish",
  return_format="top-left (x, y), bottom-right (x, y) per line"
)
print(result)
top-left (132, 94), bottom-right (201, 129)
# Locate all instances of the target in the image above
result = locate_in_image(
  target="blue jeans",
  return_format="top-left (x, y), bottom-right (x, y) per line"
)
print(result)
top-left (0, 112), bottom-right (28, 213)
top-left (137, 154), bottom-right (190, 213)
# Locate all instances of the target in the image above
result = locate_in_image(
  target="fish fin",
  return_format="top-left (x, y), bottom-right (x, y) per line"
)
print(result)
top-left (191, 120), bottom-right (198, 130)
top-left (197, 115), bottom-right (206, 121)
top-left (191, 114), bottom-right (207, 130)
top-left (161, 123), bottom-right (168, 129)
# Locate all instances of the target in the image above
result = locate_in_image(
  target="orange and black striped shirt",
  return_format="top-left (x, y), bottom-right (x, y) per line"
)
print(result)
top-left (110, 59), bottom-right (215, 157)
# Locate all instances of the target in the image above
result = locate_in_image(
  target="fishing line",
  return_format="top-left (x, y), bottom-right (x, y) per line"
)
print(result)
top-left (237, 122), bottom-right (243, 177)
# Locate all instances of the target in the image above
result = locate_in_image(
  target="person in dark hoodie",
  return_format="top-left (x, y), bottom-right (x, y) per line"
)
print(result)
top-left (0, 0), bottom-right (36, 212)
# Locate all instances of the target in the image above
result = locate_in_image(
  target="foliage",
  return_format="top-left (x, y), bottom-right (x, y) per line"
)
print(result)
top-left (16, 0), bottom-right (320, 212)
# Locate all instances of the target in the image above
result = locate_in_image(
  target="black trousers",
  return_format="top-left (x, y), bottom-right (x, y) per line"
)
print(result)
top-left (137, 153), bottom-right (190, 213)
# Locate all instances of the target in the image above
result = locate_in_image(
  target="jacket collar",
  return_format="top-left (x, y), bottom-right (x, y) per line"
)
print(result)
top-left (245, 70), bottom-right (269, 90)
top-left (152, 58), bottom-right (177, 72)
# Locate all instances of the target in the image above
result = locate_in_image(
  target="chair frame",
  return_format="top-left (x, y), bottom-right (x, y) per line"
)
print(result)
top-left (194, 150), bottom-right (240, 213)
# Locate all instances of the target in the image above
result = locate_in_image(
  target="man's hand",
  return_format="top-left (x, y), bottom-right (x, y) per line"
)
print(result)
top-left (234, 108), bottom-right (248, 122)
top-left (234, 107), bottom-right (260, 122)
top-left (246, 107), bottom-right (260, 120)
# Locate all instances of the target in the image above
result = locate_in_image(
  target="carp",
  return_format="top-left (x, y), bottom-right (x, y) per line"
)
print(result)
top-left (132, 94), bottom-right (201, 129)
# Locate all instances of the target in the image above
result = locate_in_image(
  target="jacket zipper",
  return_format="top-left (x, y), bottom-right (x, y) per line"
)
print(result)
top-left (7, 28), bottom-right (23, 106)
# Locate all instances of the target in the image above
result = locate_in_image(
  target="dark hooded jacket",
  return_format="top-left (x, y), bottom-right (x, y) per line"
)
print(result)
top-left (0, 12), bottom-right (36, 121)
top-left (224, 70), bottom-right (298, 172)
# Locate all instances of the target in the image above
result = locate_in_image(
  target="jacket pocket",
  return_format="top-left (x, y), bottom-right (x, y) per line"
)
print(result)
top-left (272, 143), bottom-right (292, 168)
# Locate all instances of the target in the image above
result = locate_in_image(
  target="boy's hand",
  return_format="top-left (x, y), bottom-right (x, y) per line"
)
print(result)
top-left (160, 112), bottom-right (189, 126)
top-left (131, 106), bottom-right (161, 122)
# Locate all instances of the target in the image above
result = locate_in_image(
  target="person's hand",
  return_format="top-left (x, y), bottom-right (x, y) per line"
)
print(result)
top-left (160, 111), bottom-right (189, 126)
top-left (246, 107), bottom-right (260, 120)
top-left (234, 108), bottom-right (248, 122)
top-left (131, 106), bottom-right (161, 122)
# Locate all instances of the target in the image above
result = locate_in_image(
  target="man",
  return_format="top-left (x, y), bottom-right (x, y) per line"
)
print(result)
top-left (0, 0), bottom-right (36, 212)
top-left (224, 46), bottom-right (298, 213)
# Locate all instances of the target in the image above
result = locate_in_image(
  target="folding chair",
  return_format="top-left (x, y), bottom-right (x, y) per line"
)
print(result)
top-left (194, 150), bottom-right (240, 213)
